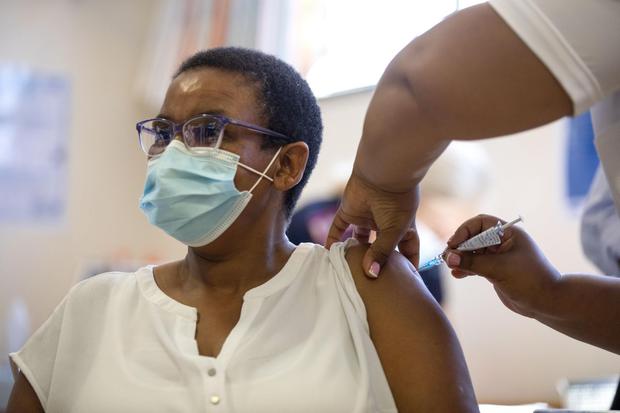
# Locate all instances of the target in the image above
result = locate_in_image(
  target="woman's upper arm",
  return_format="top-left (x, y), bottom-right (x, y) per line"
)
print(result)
top-left (345, 244), bottom-right (479, 413)
top-left (6, 371), bottom-right (45, 413)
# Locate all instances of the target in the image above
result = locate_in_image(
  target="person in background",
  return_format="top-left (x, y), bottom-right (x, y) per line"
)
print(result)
top-left (325, 0), bottom-right (620, 354)
top-left (7, 47), bottom-right (478, 413)
top-left (581, 167), bottom-right (620, 276)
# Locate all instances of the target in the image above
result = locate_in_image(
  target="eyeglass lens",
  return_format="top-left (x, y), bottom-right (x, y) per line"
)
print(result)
top-left (139, 116), bottom-right (225, 156)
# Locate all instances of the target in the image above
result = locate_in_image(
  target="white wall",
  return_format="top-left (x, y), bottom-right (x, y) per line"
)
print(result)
top-left (1, 0), bottom-right (619, 407)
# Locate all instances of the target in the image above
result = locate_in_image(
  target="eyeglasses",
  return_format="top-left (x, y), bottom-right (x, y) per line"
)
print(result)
top-left (135, 113), bottom-right (294, 157)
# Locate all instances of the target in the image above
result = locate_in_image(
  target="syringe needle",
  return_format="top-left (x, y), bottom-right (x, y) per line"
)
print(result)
top-left (417, 252), bottom-right (446, 272)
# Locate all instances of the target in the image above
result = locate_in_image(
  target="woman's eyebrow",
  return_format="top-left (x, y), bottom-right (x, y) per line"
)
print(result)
top-left (192, 109), bottom-right (229, 117)
top-left (154, 109), bottom-right (231, 122)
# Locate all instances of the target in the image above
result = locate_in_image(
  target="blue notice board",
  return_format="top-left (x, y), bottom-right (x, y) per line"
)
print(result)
top-left (0, 66), bottom-right (70, 223)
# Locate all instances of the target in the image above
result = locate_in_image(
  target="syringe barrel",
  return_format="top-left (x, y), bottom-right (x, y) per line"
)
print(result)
top-left (456, 221), bottom-right (503, 251)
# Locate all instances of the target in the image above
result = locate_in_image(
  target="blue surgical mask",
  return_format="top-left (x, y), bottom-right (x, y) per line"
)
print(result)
top-left (139, 140), bottom-right (281, 247)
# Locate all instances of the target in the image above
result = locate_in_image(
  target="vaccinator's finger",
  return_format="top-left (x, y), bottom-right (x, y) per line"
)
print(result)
top-left (398, 228), bottom-right (420, 269)
top-left (446, 214), bottom-right (507, 248)
top-left (325, 208), bottom-right (351, 248)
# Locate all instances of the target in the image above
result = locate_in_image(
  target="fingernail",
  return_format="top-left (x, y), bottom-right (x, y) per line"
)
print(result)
top-left (446, 252), bottom-right (461, 267)
top-left (368, 262), bottom-right (380, 278)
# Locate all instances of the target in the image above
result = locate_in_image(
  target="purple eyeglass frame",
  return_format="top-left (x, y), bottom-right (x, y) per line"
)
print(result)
top-left (135, 113), bottom-right (294, 154)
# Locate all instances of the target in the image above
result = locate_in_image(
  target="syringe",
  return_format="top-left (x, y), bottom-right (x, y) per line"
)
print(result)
top-left (418, 216), bottom-right (523, 272)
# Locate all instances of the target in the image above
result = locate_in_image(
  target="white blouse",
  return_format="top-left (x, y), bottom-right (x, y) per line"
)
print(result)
top-left (10, 241), bottom-right (397, 413)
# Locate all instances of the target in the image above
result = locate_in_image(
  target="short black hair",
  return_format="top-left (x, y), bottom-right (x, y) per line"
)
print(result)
top-left (175, 47), bottom-right (323, 218)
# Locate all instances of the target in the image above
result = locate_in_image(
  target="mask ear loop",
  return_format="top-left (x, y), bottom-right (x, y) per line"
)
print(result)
top-left (238, 147), bottom-right (283, 194)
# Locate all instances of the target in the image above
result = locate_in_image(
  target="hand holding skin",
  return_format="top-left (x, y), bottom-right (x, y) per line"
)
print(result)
top-left (444, 214), bottom-right (561, 319)
top-left (325, 170), bottom-right (420, 278)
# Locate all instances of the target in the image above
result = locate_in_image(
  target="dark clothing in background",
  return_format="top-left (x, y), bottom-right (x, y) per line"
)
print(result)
top-left (287, 198), bottom-right (443, 304)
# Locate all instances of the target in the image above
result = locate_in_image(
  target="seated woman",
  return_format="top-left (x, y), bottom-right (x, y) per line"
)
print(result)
top-left (8, 48), bottom-right (478, 413)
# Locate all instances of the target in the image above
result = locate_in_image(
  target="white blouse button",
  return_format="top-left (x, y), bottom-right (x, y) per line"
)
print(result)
top-left (207, 368), bottom-right (217, 377)
top-left (210, 395), bottom-right (220, 405)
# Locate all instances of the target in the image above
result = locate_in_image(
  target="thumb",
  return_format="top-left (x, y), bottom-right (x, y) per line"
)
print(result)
top-left (363, 228), bottom-right (402, 278)
top-left (445, 250), bottom-right (507, 281)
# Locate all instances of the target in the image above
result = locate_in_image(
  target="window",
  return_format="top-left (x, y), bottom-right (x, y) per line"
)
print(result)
top-left (278, 0), bottom-right (487, 97)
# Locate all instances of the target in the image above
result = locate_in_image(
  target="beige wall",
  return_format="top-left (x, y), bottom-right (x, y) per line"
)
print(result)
top-left (1, 0), bottom-right (619, 407)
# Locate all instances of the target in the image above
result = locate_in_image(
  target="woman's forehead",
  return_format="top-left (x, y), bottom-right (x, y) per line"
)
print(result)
top-left (160, 68), bottom-right (262, 124)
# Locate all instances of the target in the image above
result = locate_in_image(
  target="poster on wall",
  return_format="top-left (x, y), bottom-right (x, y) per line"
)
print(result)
top-left (0, 65), bottom-right (70, 223)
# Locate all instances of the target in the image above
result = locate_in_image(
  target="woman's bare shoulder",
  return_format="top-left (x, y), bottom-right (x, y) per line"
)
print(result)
top-left (344, 242), bottom-right (479, 413)
top-left (344, 242), bottom-right (436, 310)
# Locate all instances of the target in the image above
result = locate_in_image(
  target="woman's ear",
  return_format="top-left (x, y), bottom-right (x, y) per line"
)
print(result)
top-left (273, 141), bottom-right (309, 191)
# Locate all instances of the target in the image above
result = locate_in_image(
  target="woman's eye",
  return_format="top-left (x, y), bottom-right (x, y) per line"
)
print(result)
top-left (157, 130), bottom-right (172, 140)
top-left (153, 123), bottom-right (172, 140)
